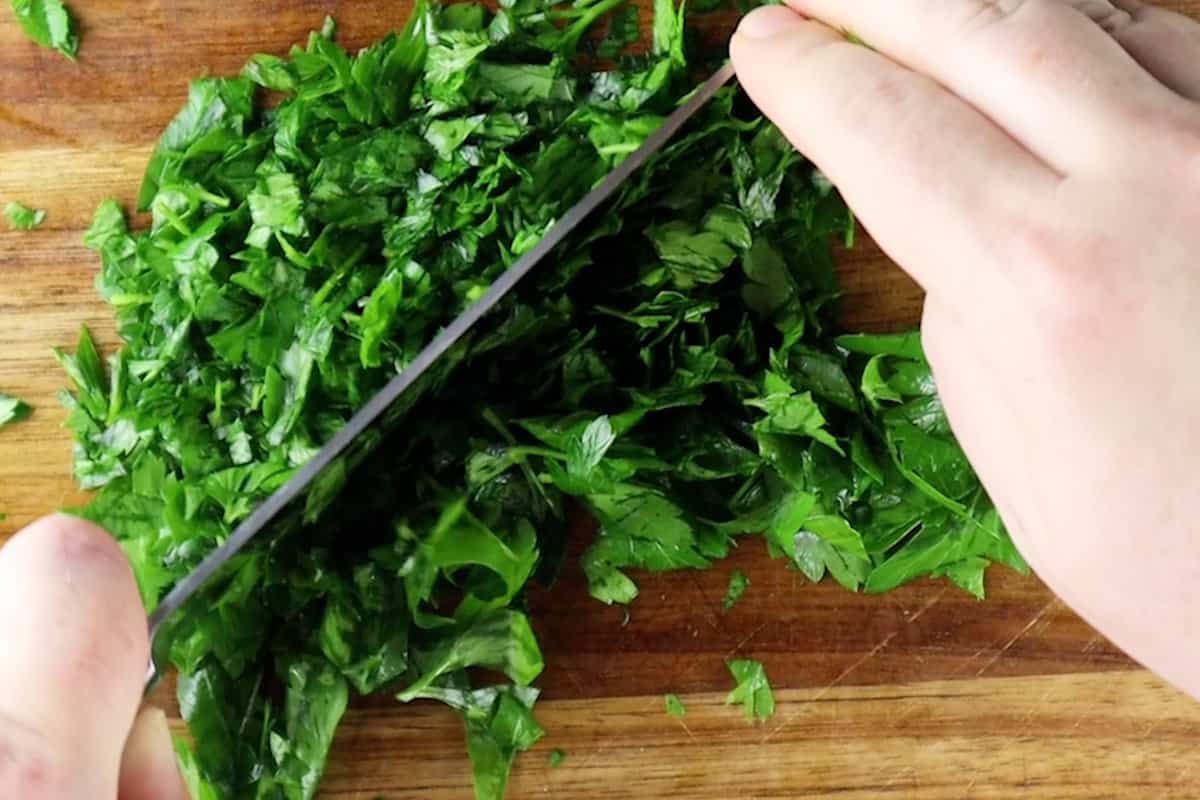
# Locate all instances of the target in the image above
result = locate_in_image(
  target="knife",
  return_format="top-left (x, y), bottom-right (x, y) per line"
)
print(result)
top-left (144, 61), bottom-right (737, 689)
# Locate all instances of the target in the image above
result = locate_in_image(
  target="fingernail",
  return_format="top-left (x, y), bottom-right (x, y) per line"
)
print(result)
top-left (736, 5), bottom-right (805, 40)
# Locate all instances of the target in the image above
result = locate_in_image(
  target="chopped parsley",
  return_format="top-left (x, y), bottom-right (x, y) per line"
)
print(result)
top-left (8, 0), bottom-right (78, 59)
top-left (57, 0), bottom-right (1025, 797)
top-left (4, 201), bottom-right (46, 230)
top-left (0, 394), bottom-right (31, 427)
top-left (725, 659), bottom-right (774, 723)
top-left (722, 569), bottom-right (750, 611)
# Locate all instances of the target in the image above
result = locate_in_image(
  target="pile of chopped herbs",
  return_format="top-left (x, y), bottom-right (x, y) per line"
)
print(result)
top-left (62, 0), bottom-right (1027, 797)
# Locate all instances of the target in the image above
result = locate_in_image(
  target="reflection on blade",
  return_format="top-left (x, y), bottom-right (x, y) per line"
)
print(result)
top-left (144, 61), bottom-right (737, 686)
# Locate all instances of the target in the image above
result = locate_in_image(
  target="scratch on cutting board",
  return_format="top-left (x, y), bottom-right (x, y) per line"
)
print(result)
top-left (667, 618), bottom-right (770, 692)
top-left (725, 621), bottom-right (769, 660)
top-left (759, 631), bottom-right (898, 745)
top-left (972, 598), bottom-right (1058, 678)
top-left (1023, 686), bottom-right (1058, 728)
top-left (905, 586), bottom-right (948, 625)
top-left (674, 713), bottom-right (698, 742)
top-left (554, 653), bottom-right (590, 699)
top-left (1140, 718), bottom-right (1162, 740)
top-left (689, 571), bottom-right (732, 635)
top-left (885, 765), bottom-right (919, 790)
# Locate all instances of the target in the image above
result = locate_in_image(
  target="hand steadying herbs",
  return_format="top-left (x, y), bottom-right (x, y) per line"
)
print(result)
top-left (733, 0), bottom-right (1200, 702)
top-left (5, 0), bottom-right (1200, 796)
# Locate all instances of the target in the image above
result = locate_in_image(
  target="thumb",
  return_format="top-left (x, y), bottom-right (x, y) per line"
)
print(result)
top-left (120, 706), bottom-right (190, 800)
top-left (0, 514), bottom-right (165, 797)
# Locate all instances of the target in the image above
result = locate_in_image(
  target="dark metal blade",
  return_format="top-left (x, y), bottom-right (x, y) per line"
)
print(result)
top-left (144, 62), bottom-right (736, 685)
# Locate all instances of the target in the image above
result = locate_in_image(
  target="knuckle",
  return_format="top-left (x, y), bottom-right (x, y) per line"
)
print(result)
top-left (0, 716), bottom-right (70, 797)
top-left (1005, 219), bottom-right (1117, 322)
top-left (1151, 112), bottom-right (1200, 173)
top-left (803, 41), bottom-right (867, 89)
top-left (956, 0), bottom-right (1034, 33)
top-left (957, 0), bottom-right (1065, 76)
top-left (1069, 0), bottom-right (1134, 33)
top-left (817, 47), bottom-right (939, 133)
top-left (856, 59), bottom-right (911, 107)
top-left (1006, 219), bottom-right (1070, 281)
top-left (1006, 218), bottom-right (1154, 355)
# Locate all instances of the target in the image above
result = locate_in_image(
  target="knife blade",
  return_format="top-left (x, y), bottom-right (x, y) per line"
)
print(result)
top-left (144, 61), bottom-right (737, 688)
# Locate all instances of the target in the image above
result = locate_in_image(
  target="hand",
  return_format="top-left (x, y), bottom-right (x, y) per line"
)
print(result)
top-left (0, 515), bottom-right (187, 798)
top-left (731, 0), bottom-right (1200, 699)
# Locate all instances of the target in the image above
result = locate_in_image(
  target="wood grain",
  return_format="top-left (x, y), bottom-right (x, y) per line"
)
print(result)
top-left (2, 1), bottom-right (1199, 797)
top-left (308, 671), bottom-right (1200, 799)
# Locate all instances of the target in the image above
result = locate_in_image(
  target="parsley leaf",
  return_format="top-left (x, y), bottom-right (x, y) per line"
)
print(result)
top-left (664, 693), bottom-right (686, 718)
top-left (724, 659), bottom-right (775, 723)
top-left (566, 415), bottom-right (616, 481)
top-left (8, 0), bottom-right (78, 59)
top-left (409, 684), bottom-right (545, 799)
top-left (4, 201), bottom-right (45, 230)
top-left (722, 569), bottom-right (750, 611)
top-left (0, 394), bottom-right (31, 427)
top-left (173, 737), bottom-right (221, 800)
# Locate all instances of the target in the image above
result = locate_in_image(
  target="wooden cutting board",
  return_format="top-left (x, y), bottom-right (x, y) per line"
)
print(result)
top-left (2, 2), bottom-right (1199, 797)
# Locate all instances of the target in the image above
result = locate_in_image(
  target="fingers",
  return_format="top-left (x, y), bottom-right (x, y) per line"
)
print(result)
top-left (785, 0), bottom-right (1192, 173)
top-left (1107, 0), bottom-right (1200, 100)
top-left (119, 707), bottom-right (189, 800)
top-left (0, 515), bottom-right (149, 797)
top-left (731, 7), bottom-right (1058, 300)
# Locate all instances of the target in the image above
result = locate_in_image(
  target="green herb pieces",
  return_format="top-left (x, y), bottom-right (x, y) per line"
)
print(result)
top-left (62, 0), bottom-right (1021, 797)
top-left (722, 569), bottom-right (750, 611)
top-left (462, 688), bottom-right (544, 800)
top-left (266, 659), bottom-right (350, 798)
top-left (173, 737), bottom-right (220, 800)
top-left (8, 0), bottom-right (78, 59)
top-left (4, 201), bottom-right (46, 230)
top-left (412, 684), bottom-right (545, 800)
top-left (664, 693), bottom-right (686, 718)
top-left (548, 748), bottom-right (567, 767)
top-left (0, 394), bottom-right (31, 427)
top-left (724, 659), bottom-right (774, 723)
top-left (597, 5), bottom-right (639, 58)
